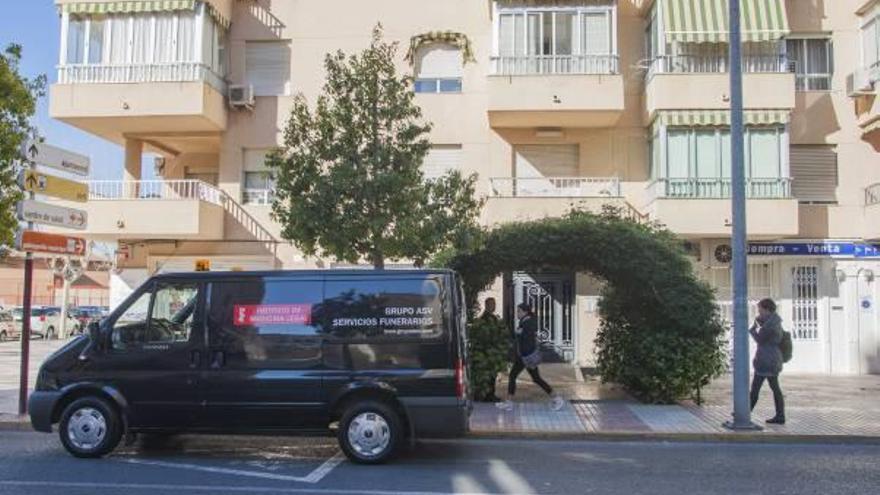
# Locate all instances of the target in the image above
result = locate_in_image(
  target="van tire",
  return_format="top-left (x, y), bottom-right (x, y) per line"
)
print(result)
top-left (59, 397), bottom-right (123, 458)
top-left (338, 400), bottom-right (403, 464)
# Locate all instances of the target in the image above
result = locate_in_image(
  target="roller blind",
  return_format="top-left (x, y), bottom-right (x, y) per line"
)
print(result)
top-left (790, 145), bottom-right (838, 203)
top-left (416, 46), bottom-right (462, 78)
top-left (246, 41), bottom-right (290, 96)
top-left (515, 145), bottom-right (579, 177)
top-left (423, 145), bottom-right (462, 179)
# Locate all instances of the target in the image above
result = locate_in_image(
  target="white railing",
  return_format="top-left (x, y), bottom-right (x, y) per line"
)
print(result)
top-left (242, 189), bottom-right (275, 205)
top-left (647, 54), bottom-right (788, 77)
top-left (651, 177), bottom-right (792, 199)
top-left (489, 177), bottom-right (621, 198)
top-left (88, 180), bottom-right (222, 205)
top-left (867, 183), bottom-right (880, 206)
top-left (57, 62), bottom-right (226, 92)
top-left (490, 54), bottom-right (619, 75)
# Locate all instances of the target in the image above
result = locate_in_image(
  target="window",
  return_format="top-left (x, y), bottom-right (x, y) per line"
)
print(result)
top-left (321, 277), bottom-right (445, 340)
top-left (862, 9), bottom-right (880, 69)
top-left (66, 16), bottom-right (86, 64)
top-left (414, 45), bottom-right (463, 93)
top-left (496, 5), bottom-right (615, 74)
top-left (791, 266), bottom-right (819, 340)
top-left (787, 38), bottom-right (832, 90)
top-left (111, 283), bottom-right (199, 350)
top-left (243, 149), bottom-right (275, 205)
top-left (790, 145), bottom-right (838, 204)
top-left (208, 280), bottom-right (322, 366)
top-left (422, 145), bottom-right (462, 180)
top-left (245, 41), bottom-right (291, 96)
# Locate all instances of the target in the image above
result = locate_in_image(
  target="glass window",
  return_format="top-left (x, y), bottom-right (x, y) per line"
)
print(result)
top-left (243, 171), bottom-right (275, 205)
top-left (88, 18), bottom-right (105, 64)
top-left (208, 280), bottom-right (323, 366)
top-left (111, 283), bottom-right (198, 350)
top-left (786, 38), bottom-right (832, 90)
top-left (320, 278), bottom-right (445, 340)
top-left (67, 17), bottom-right (86, 64)
top-left (414, 45), bottom-right (463, 94)
top-left (108, 15), bottom-right (129, 64)
top-left (862, 17), bottom-right (879, 68)
top-left (749, 128), bottom-right (780, 178)
top-left (246, 41), bottom-right (291, 96)
top-left (666, 130), bottom-right (690, 178)
top-left (695, 130), bottom-right (719, 178)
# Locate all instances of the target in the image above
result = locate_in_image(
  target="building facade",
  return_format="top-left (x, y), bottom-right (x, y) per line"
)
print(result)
top-left (49, 0), bottom-right (880, 374)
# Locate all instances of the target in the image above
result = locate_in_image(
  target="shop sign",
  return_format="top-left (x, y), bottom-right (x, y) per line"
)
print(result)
top-left (748, 242), bottom-right (880, 258)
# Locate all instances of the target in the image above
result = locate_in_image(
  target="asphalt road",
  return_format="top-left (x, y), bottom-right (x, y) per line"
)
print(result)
top-left (0, 431), bottom-right (878, 495)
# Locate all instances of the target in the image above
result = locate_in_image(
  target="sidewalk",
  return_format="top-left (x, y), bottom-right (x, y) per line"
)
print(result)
top-left (470, 364), bottom-right (880, 441)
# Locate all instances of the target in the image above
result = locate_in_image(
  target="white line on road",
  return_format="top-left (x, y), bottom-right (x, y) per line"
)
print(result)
top-left (118, 452), bottom-right (345, 484)
top-left (0, 480), bottom-right (515, 495)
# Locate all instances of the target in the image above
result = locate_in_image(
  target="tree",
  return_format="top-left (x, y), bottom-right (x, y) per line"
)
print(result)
top-left (267, 26), bottom-right (483, 269)
top-left (0, 44), bottom-right (45, 247)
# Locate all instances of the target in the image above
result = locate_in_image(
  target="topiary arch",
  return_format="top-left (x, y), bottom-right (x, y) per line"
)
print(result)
top-left (445, 209), bottom-right (727, 404)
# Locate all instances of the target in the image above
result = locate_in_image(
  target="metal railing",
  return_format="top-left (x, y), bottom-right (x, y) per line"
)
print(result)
top-left (867, 183), bottom-right (880, 206)
top-left (242, 189), bottom-right (275, 205)
top-left (651, 177), bottom-right (792, 199)
top-left (490, 54), bottom-right (620, 75)
top-left (647, 54), bottom-right (788, 77)
top-left (87, 180), bottom-right (223, 204)
top-left (489, 177), bottom-right (621, 197)
top-left (57, 62), bottom-right (226, 92)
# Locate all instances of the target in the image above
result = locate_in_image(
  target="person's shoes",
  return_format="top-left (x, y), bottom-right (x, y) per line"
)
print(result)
top-left (495, 400), bottom-right (513, 411)
top-left (766, 416), bottom-right (786, 425)
top-left (486, 394), bottom-right (502, 403)
top-left (550, 396), bottom-right (565, 411)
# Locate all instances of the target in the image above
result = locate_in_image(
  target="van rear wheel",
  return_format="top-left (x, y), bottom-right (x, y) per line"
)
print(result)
top-left (59, 397), bottom-right (122, 458)
top-left (338, 400), bottom-right (402, 464)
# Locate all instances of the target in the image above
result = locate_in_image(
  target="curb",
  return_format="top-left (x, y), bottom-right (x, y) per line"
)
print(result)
top-left (467, 430), bottom-right (880, 446)
top-left (0, 417), bottom-right (32, 432)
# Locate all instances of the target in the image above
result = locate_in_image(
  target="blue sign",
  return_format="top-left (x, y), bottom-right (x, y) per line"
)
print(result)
top-left (748, 242), bottom-right (880, 258)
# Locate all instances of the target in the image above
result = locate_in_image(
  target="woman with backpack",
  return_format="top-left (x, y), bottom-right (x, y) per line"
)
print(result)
top-left (749, 298), bottom-right (787, 424)
top-left (496, 303), bottom-right (565, 412)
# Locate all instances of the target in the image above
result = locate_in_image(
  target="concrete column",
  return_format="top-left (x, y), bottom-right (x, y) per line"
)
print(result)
top-left (124, 138), bottom-right (143, 198)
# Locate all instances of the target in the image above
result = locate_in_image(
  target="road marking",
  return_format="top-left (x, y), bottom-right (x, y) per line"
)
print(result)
top-left (0, 480), bottom-right (514, 495)
top-left (118, 452), bottom-right (345, 484)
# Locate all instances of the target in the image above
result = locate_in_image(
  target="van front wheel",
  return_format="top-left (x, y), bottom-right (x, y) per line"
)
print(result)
top-left (338, 400), bottom-right (402, 464)
top-left (59, 397), bottom-right (122, 458)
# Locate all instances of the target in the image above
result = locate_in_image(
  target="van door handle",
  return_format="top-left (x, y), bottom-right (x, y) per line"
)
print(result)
top-left (210, 350), bottom-right (225, 369)
top-left (189, 350), bottom-right (201, 369)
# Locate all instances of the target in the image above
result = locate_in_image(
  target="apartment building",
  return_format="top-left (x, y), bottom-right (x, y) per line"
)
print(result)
top-left (48, 0), bottom-right (880, 374)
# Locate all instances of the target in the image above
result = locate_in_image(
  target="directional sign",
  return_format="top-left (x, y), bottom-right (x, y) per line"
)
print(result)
top-left (26, 141), bottom-right (90, 177)
top-left (19, 170), bottom-right (88, 203)
top-left (16, 199), bottom-right (88, 230)
top-left (15, 231), bottom-right (87, 257)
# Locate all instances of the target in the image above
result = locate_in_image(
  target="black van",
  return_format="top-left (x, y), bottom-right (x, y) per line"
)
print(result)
top-left (28, 269), bottom-right (470, 464)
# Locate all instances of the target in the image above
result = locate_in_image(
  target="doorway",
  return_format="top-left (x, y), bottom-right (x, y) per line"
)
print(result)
top-left (510, 272), bottom-right (575, 362)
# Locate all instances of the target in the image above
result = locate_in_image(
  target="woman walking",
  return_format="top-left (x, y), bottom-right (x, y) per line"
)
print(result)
top-left (497, 303), bottom-right (564, 411)
top-left (749, 298), bottom-right (786, 424)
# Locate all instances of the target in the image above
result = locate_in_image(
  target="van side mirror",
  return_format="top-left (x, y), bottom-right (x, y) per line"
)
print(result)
top-left (87, 321), bottom-right (103, 352)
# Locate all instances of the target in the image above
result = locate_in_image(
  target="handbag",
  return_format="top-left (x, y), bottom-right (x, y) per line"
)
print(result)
top-left (521, 349), bottom-right (542, 369)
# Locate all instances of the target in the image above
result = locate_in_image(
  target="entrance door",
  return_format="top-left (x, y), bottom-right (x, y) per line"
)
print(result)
top-left (856, 270), bottom-right (879, 374)
top-left (512, 273), bottom-right (574, 362)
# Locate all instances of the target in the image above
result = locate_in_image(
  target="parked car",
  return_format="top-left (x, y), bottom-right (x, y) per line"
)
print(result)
top-left (29, 269), bottom-right (470, 464)
top-left (70, 307), bottom-right (105, 331)
top-left (10, 307), bottom-right (80, 340)
top-left (0, 312), bottom-right (18, 341)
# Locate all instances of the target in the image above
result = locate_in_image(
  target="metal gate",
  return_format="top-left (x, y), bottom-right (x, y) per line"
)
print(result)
top-left (511, 273), bottom-right (574, 362)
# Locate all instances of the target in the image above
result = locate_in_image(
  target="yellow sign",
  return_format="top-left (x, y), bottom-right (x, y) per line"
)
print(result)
top-left (194, 259), bottom-right (211, 272)
top-left (20, 170), bottom-right (88, 203)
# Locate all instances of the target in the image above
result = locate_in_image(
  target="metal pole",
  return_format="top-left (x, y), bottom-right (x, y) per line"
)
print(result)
top-left (724, 0), bottom-right (759, 431)
top-left (18, 153), bottom-right (36, 417)
top-left (60, 271), bottom-right (71, 338)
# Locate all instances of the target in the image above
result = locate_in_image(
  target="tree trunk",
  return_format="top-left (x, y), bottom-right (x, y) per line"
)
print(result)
top-left (372, 251), bottom-right (385, 270)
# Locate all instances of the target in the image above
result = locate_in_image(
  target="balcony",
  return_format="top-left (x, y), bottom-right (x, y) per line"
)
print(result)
top-left (645, 178), bottom-right (799, 237)
top-left (65, 180), bottom-right (226, 241)
top-left (644, 54), bottom-right (795, 118)
top-left (487, 55), bottom-right (625, 128)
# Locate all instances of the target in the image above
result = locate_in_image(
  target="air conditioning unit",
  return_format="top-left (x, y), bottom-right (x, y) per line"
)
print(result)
top-left (228, 84), bottom-right (255, 110)
top-left (846, 71), bottom-right (874, 97)
top-left (709, 241), bottom-right (733, 268)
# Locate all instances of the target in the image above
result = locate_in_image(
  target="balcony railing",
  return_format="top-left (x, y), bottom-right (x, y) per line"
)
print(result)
top-left (490, 54), bottom-right (619, 76)
top-left (867, 183), bottom-right (880, 206)
top-left (88, 180), bottom-right (223, 205)
top-left (647, 54), bottom-right (788, 77)
top-left (57, 62), bottom-right (226, 92)
top-left (651, 177), bottom-right (792, 199)
top-left (242, 189), bottom-right (275, 205)
top-left (489, 177), bottom-right (621, 197)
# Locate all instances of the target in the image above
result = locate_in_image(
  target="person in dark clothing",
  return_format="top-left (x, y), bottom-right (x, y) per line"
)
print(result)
top-left (749, 298), bottom-right (786, 424)
top-left (497, 303), bottom-right (564, 411)
top-left (478, 298), bottom-right (502, 402)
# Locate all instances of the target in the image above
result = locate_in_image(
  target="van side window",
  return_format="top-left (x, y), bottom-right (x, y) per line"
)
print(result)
top-left (320, 278), bottom-right (444, 340)
top-left (208, 280), bottom-right (322, 366)
top-left (111, 283), bottom-right (199, 350)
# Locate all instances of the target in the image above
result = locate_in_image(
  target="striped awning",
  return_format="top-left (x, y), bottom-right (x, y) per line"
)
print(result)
top-left (862, 117), bottom-right (880, 138)
top-left (654, 109), bottom-right (791, 128)
top-left (662, 0), bottom-right (790, 43)
top-left (60, 1), bottom-right (229, 28)
top-left (405, 31), bottom-right (476, 65)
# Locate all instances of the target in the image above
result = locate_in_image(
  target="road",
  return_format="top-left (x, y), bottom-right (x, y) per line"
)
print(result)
top-left (0, 431), bottom-right (877, 495)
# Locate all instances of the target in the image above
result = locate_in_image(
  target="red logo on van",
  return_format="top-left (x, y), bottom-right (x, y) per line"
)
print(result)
top-left (233, 304), bottom-right (312, 326)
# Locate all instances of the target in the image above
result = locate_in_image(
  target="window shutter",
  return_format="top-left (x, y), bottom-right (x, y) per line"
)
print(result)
top-left (423, 145), bottom-right (462, 179)
top-left (245, 41), bottom-right (290, 96)
top-left (416, 45), bottom-right (463, 79)
top-left (514, 145), bottom-right (579, 177)
top-left (790, 145), bottom-right (838, 203)
top-left (243, 149), bottom-right (271, 171)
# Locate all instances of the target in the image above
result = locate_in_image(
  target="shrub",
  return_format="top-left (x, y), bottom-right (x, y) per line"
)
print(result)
top-left (467, 317), bottom-right (511, 401)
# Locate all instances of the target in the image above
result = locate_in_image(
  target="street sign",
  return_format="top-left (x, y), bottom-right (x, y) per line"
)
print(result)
top-left (19, 170), bottom-right (89, 202)
top-left (26, 141), bottom-right (90, 176)
top-left (15, 231), bottom-right (87, 257)
top-left (16, 199), bottom-right (88, 230)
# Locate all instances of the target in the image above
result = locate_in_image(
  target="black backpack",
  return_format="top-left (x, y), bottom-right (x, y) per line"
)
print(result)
top-left (779, 330), bottom-right (793, 363)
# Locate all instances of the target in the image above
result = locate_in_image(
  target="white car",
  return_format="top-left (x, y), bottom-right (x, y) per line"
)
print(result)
top-left (10, 307), bottom-right (80, 339)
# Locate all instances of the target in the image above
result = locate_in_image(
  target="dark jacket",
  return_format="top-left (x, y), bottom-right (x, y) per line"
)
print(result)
top-left (515, 315), bottom-right (538, 357)
top-left (750, 312), bottom-right (784, 377)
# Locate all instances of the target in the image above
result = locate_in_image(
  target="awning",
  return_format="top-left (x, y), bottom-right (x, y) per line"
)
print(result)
top-left (662, 0), bottom-right (789, 43)
top-left (60, 1), bottom-right (229, 29)
top-left (653, 109), bottom-right (791, 128)
top-left (862, 117), bottom-right (880, 137)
